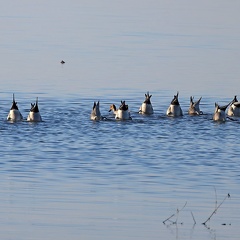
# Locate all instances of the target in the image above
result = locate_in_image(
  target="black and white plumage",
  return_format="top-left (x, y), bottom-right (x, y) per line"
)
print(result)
top-left (109, 101), bottom-right (131, 120)
top-left (27, 98), bottom-right (42, 122)
top-left (166, 92), bottom-right (183, 117)
top-left (227, 95), bottom-right (240, 117)
top-left (139, 92), bottom-right (154, 115)
top-left (7, 94), bottom-right (23, 121)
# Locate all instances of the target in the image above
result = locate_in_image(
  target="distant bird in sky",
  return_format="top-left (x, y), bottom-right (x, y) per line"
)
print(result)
top-left (61, 60), bottom-right (65, 64)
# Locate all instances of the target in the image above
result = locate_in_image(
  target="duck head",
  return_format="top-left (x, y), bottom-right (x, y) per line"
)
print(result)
top-left (109, 104), bottom-right (117, 112)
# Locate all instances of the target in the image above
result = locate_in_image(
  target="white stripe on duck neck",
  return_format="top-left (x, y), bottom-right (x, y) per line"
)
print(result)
top-left (139, 92), bottom-right (154, 115)
top-left (227, 95), bottom-right (240, 117)
top-left (7, 94), bottom-right (23, 122)
top-left (166, 92), bottom-right (183, 117)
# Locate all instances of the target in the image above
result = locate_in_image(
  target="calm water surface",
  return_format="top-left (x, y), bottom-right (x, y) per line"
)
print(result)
top-left (0, 92), bottom-right (239, 240)
top-left (0, 1), bottom-right (240, 239)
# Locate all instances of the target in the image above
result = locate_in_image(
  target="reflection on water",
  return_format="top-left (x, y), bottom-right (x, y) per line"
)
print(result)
top-left (0, 93), bottom-right (239, 240)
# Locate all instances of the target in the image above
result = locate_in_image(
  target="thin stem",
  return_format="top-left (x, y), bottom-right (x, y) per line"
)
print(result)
top-left (163, 202), bottom-right (187, 224)
top-left (191, 211), bottom-right (196, 225)
top-left (214, 187), bottom-right (217, 210)
top-left (163, 214), bottom-right (175, 224)
top-left (202, 193), bottom-right (230, 225)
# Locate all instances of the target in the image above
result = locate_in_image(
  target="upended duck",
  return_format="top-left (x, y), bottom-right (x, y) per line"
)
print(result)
top-left (166, 92), bottom-right (183, 117)
top-left (109, 100), bottom-right (132, 120)
top-left (90, 101), bottom-right (103, 120)
top-left (139, 92), bottom-right (154, 115)
top-left (188, 96), bottom-right (203, 115)
top-left (27, 98), bottom-right (42, 122)
top-left (213, 102), bottom-right (230, 122)
top-left (7, 94), bottom-right (23, 121)
top-left (227, 95), bottom-right (240, 117)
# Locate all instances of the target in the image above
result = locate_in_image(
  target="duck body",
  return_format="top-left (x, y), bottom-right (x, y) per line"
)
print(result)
top-left (27, 98), bottom-right (42, 122)
top-left (7, 109), bottom-right (23, 122)
top-left (109, 101), bottom-right (132, 120)
top-left (188, 96), bottom-right (202, 115)
top-left (213, 103), bottom-right (228, 122)
top-left (27, 111), bottom-right (42, 122)
top-left (90, 101), bottom-right (102, 120)
top-left (139, 92), bottom-right (154, 115)
top-left (7, 94), bottom-right (23, 122)
top-left (115, 109), bottom-right (131, 120)
top-left (227, 96), bottom-right (240, 117)
top-left (166, 92), bottom-right (183, 117)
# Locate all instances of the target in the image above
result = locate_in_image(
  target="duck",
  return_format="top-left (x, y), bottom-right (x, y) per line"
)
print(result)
top-left (166, 92), bottom-right (183, 117)
top-left (7, 94), bottom-right (23, 121)
top-left (90, 101), bottom-right (102, 120)
top-left (213, 102), bottom-right (229, 122)
top-left (139, 92), bottom-right (154, 115)
top-left (188, 96), bottom-right (203, 115)
top-left (227, 95), bottom-right (240, 117)
top-left (109, 100), bottom-right (132, 120)
top-left (27, 97), bottom-right (42, 122)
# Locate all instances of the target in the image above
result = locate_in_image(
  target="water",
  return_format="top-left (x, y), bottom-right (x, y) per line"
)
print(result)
top-left (0, 93), bottom-right (239, 240)
top-left (0, 1), bottom-right (240, 239)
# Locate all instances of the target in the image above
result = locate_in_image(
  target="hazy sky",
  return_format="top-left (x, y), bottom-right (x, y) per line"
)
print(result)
top-left (0, 0), bottom-right (240, 97)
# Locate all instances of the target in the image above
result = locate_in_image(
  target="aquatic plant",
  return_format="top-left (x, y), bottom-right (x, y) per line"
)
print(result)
top-left (163, 201), bottom-right (187, 225)
top-left (202, 192), bottom-right (231, 225)
top-left (163, 190), bottom-right (231, 227)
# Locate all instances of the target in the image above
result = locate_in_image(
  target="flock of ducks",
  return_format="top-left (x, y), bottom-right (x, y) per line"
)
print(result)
top-left (91, 92), bottom-right (240, 122)
top-left (6, 92), bottom-right (240, 123)
top-left (6, 94), bottom-right (42, 122)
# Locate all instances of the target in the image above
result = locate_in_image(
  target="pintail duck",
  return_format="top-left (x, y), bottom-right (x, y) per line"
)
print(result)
top-left (139, 92), bottom-right (154, 115)
top-left (188, 96), bottom-right (203, 115)
top-left (109, 100), bottom-right (132, 120)
top-left (166, 92), bottom-right (183, 117)
top-left (227, 95), bottom-right (240, 117)
top-left (27, 97), bottom-right (42, 122)
top-left (90, 101), bottom-right (102, 120)
top-left (7, 94), bottom-right (23, 121)
top-left (213, 102), bottom-right (230, 122)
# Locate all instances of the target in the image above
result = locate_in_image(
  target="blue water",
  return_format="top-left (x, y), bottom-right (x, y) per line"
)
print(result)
top-left (0, 92), bottom-right (239, 240)
top-left (1, 1), bottom-right (240, 239)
